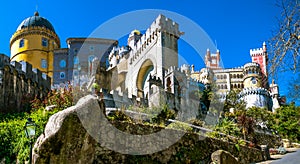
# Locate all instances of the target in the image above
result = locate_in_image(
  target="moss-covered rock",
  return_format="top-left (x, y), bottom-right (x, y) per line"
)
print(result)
top-left (33, 95), bottom-right (265, 164)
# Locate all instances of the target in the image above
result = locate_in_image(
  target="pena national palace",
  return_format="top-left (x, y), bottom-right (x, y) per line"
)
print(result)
top-left (0, 11), bottom-right (284, 115)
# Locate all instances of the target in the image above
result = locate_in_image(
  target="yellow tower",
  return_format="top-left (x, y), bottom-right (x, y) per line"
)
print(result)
top-left (243, 62), bottom-right (262, 88)
top-left (10, 11), bottom-right (60, 82)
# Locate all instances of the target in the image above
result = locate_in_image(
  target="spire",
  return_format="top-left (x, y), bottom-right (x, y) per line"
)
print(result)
top-left (35, 0), bottom-right (39, 16)
top-left (263, 41), bottom-right (267, 52)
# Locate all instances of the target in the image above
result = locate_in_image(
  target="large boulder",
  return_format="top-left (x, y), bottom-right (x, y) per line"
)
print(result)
top-left (33, 95), bottom-right (101, 163)
top-left (211, 150), bottom-right (239, 164)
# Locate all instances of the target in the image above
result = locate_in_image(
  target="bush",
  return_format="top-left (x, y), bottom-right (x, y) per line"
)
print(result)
top-left (0, 86), bottom-right (74, 163)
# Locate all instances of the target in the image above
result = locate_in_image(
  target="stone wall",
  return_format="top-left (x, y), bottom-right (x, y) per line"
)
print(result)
top-left (0, 54), bottom-right (51, 113)
top-left (33, 95), bottom-right (266, 164)
top-left (254, 129), bottom-right (281, 148)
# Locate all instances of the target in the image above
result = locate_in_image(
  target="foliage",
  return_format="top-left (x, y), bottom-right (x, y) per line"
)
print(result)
top-left (32, 84), bottom-right (74, 111)
top-left (223, 89), bottom-right (246, 113)
top-left (150, 104), bottom-right (176, 125)
top-left (237, 113), bottom-right (255, 141)
top-left (107, 110), bottom-right (133, 122)
top-left (246, 107), bottom-right (275, 129)
top-left (166, 121), bottom-right (193, 132)
top-left (271, 103), bottom-right (300, 142)
top-left (0, 86), bottom-right (74, 163)
top-left (207, 117), bottom-right (241, 141)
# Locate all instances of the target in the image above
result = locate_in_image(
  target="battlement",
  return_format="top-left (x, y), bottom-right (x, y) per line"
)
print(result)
top-left (129, 15), bottom-right (181, 65)
top-left (165, 65), bottom-right (190, 76)
top-left (0, 54), bottom-right (51, 90)
top-left (250, 48), bottom-right (265, 57)
top-left (238, 87), bottom-right (270, 98)
top-left (188, 77), bottom-right (205, 87)
top-left (213, 67), bottom-right (244, 73)
top-left (0, 54), bottom-right (51, 113)
top-left (244, 62), bottom-right (260, 68)
top-left (150, 14), bottom-right (180, 37)
top-left (101, 88), bottom-right (148, 108)
top-left (148, 74), bottom-right (162, 87)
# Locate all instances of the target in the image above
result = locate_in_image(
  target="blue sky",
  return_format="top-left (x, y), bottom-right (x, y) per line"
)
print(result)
top-left (0, 0), bottom-right (297, 104)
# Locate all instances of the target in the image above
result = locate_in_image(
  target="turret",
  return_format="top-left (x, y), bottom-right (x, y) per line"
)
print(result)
top-left (250, 42), bottom-right (268, 88)
top-left (243, 62), bottom-right (262, 88)
top-left (127, 29), bottom-right (142, 49)
top-left (205, 48), bottom-right (220, 69)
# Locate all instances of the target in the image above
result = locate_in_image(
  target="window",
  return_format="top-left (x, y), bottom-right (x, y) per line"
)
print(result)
top-left (19, 39), bottom-right (24, 48)
top-left (251, 77), bottom-right (257, 84)
top-left (60, 72), bottom-right (65, 79)
top-left (59, 60), bottom-right (66, 68)
top-left (90, 46), bottom-right (94, 51)
top-left (41, 59), bottom-right (47, 68)
top-left (73, 56), bottom-right (79, 65)
top-left (212, 59), bottom-right (216, 64)
top-left (42, 38), bottom-right (48, 47)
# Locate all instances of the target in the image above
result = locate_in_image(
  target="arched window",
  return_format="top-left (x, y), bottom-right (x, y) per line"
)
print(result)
top-left (251, 77), bottom-right (257, 84)
top-left (225, 85), bottom-right (227, 89)
top-left (19, 39), bottom-right (24, 48)
top-left (59, 60), bottom-right (66, 68)
top-left (224, 75), bottom-right (227, 79)
top-left (233, 74), bottom-right (236, 78)
top-left (60, 72), bottom-right (65, 79)
top-left (42, 37), bottom-right (48, 47)
top-left (41, 59), bottom-right (47, 68)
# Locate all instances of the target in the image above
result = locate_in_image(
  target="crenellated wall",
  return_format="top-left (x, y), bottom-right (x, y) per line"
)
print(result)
top-left (0, 54), bottom-right (51, 114)
top-left (238, 87), bottom-right (272, 110)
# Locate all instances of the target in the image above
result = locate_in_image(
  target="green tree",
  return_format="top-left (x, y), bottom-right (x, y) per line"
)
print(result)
top-left (271, 103), bottom-right (300, 142)
top-left (0, 86), bottom-right (75, 163)
top-left (223, 89), bottom-right (246, 114)
top-left (246, 106), bottom-right (275, 129)
top-left (208, 117), bottom-right (241, 140)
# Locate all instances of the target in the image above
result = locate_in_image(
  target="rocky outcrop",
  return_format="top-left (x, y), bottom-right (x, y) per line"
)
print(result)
top-left (211, 150), bottom-right (239, 164)
top-left (33, 95), bottom-right (265, 164)
top-left (33, 95), bottom-right (99, 163)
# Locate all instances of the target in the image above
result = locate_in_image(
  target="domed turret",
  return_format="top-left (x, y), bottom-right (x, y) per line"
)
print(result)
top-left (10, 11), bottom-right (60, 83)
top-left (127, 29), bottom-right (142, 48)
top-left (17, 11), bottom-right (55, 32)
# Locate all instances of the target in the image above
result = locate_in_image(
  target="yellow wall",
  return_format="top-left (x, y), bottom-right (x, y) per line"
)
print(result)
top-left (10, 28), bottom-right (60, 82)
top-left (243, 75), bottom-right (261, 88)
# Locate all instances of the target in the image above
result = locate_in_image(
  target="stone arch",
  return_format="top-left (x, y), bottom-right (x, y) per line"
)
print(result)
top-left (136, 59), bottom-right (154, 98)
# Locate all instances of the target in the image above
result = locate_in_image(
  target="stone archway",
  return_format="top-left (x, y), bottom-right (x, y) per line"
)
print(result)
top-left (136, 59), bottom-right (154, 98)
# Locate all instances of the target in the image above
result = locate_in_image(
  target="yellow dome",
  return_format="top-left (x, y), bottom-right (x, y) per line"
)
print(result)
top-left (132, 29), bottom-right (141, 35)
